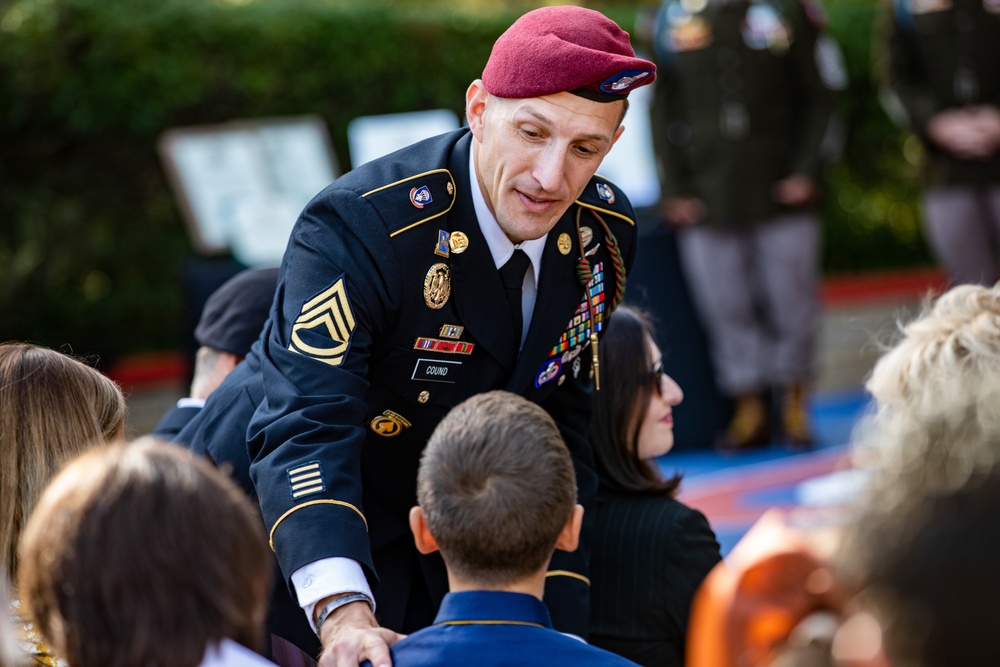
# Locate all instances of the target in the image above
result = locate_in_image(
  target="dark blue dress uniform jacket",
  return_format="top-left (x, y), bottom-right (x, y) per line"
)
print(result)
top-left (368, 591), bottom-right (641, 667)
top-left (177, 128), bottom-right (638, 642)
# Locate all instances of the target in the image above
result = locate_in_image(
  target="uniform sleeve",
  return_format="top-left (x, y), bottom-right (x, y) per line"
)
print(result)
top-left (785, 0), bottom-right (841, 179)
top-left (247, 187), bottom-right (399, 588)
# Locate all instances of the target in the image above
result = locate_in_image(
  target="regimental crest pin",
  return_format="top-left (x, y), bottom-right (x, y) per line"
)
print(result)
top-left (435, 229), bottom-right (450, 258)
top-left (423, 263), bottom-right (452, 309)
top-left (580, 226), bottom-right (594, 248)
top-left (410, 185), bottom-right (433, 209)
top-left (596, 182), bottom-right (615, 204)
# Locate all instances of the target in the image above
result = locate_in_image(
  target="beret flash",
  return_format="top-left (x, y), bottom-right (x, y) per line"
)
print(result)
top-left (482, 5), bottom-right (656, 103)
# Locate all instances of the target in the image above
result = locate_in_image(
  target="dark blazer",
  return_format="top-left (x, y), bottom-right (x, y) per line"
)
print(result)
top-left (373, 591), bottom-right (640, 667)
top-left (590, 490), bottom-right (722, 667)
top-left (176, 128), bottom-right (638, 643)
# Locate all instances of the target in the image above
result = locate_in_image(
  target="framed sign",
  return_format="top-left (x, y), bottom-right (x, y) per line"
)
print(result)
top-left (159, 115), bottom-right (339, 266)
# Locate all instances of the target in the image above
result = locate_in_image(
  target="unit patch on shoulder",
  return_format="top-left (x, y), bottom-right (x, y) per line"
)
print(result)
top-left (288, 461), bottom-right (325, 500)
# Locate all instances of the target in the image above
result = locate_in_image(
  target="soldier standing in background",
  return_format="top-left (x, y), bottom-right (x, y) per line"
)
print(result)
top-left (650, 0), bottom-right (844, 449)
top-left (883, 0), bottom-right (1000, 286)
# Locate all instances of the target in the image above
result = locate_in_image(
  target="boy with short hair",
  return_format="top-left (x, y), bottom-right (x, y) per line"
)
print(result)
top-left (383, 390), bottom-right (638, 666)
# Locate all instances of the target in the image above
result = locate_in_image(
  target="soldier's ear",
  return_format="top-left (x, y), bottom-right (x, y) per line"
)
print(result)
top-left (466, 79), bottom-right (489, 142)
top-left (409, 506), bottom-right (440, 555)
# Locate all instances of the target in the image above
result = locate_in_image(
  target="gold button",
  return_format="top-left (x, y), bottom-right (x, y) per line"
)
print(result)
top-left (418, 390), bottom-right (430, 404)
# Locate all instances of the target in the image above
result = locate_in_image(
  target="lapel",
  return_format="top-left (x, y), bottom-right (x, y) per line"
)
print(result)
top-left (506, 210), bottom-right (585, 392)
top-left (447, 136), bottom-right (517, 372)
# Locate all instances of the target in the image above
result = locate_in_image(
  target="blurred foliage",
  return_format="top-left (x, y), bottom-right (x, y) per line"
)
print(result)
top-left (0, 0), bottom-right (932, 361)
top-left (820, 0), bottom-right (932, 273)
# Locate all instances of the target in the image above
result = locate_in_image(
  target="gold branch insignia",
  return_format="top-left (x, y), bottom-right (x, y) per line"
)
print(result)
top-left (289, 278), bottom-right (356, 367)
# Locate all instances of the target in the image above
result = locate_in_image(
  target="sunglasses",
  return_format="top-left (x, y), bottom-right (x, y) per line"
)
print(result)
top-left (650, 360), bottom-right (666, 397)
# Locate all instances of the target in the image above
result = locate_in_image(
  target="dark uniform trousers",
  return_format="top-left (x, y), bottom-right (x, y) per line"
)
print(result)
top-left (371, 591), bottom-right (641, 667)
top-left (175, 129), bottom-right (638, 652)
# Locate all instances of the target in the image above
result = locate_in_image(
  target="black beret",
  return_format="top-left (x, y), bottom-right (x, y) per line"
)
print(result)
top-left (194, 268), bottom-right (278, 356)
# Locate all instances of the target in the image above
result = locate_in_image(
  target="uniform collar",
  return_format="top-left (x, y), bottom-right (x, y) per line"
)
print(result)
top-left (433, 591), bottom-right (554, 629)
top-left (469, 151), bottom-right (546, 285)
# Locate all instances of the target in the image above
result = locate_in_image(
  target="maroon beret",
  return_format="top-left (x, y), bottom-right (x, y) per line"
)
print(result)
top-left (482, 6), bottom-right (655, 103)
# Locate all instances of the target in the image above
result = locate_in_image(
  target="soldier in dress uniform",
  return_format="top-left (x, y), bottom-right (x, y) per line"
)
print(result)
top-left (650, 0), bottom-right (844, 449)
top-left (172, 6), bottom-right (655, 667)
top-left (883, 0), bottom-right (1000, 286)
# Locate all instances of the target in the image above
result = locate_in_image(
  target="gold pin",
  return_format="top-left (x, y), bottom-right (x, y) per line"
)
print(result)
top-left (447, 182), bottom-right (454, 196)
top-left (557, 233), bottom-right (573, 255)
top-left (449, 231), bottom-right (469, 254)
top-left (423, 263), bottom-right (451, 309)
top-left (580, 226), bottom-right (594, 248)
top-left (370, 410), bottom-right (411, 437)
top-left (418, 390), bottom-right (430, 403)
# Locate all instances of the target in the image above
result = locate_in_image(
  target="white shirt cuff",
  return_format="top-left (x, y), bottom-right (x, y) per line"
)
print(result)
top-left (290, 558), bottom-right (375, 634)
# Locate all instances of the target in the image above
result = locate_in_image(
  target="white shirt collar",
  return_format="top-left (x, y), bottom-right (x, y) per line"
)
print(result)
top-left (468, 149), bottom-right (546, 282)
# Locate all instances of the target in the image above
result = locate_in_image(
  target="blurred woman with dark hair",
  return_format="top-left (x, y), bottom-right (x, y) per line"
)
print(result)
top-left (588, 305), bottom-right (722, 667)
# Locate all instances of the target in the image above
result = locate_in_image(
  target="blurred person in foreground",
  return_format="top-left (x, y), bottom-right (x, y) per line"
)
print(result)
top-left (649, 0), bottom-right (844, 449)
top-left (18, 439), bottom-right (275, 667)
top-left (173, 6), bottom-right (656, 665)
top-left (587, 305), bottom-right (721, 667)
top-left (153, 267), bottom-right (278, 440)
top-left (825, 281), bottom-right (1000, 666)
top-left (881, 0), bottom-right (1000, 286)
top-left (0, 342), bottom-right (127, 667)
top-left (370, 390), bottom-right (639, 667)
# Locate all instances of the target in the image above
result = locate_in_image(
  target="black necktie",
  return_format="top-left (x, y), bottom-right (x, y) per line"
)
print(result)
top-left (498, 249), bottom-right (530, 357)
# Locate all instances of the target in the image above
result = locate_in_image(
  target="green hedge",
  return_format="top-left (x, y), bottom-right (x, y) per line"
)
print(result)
top-left (0, 0), bottom-right (931, 361)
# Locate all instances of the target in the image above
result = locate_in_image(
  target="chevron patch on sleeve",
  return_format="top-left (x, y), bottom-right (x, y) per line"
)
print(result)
top-left (288, 276), bottom-right (356, 367)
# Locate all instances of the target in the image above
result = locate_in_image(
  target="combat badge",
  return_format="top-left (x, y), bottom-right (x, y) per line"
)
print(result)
top-left (371, 410), bottom-right (411, 438)
top-left (435, 229), bottom-right (450, 258)
top-left (410, 185), bottom-right (433, 209)
top-left (449, 231), bottom-right (469, 254)
top-left (423, 263), bottom-right (451, 309)
top-left (557, 233), bottom-right (573, 255)
top-left (289, 277), bottom-right (356, 367)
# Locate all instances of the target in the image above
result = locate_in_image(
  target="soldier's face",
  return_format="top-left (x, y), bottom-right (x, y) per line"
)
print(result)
top-left (467, 81), bottom-right (625, 244)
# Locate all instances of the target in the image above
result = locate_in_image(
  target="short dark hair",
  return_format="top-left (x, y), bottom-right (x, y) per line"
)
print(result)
top-left (417, 391), bottom-right (576, 587)
top-left (19, 439), bottom-right (271, 667)
top-left (590, 304), bottom-right (681, 496)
